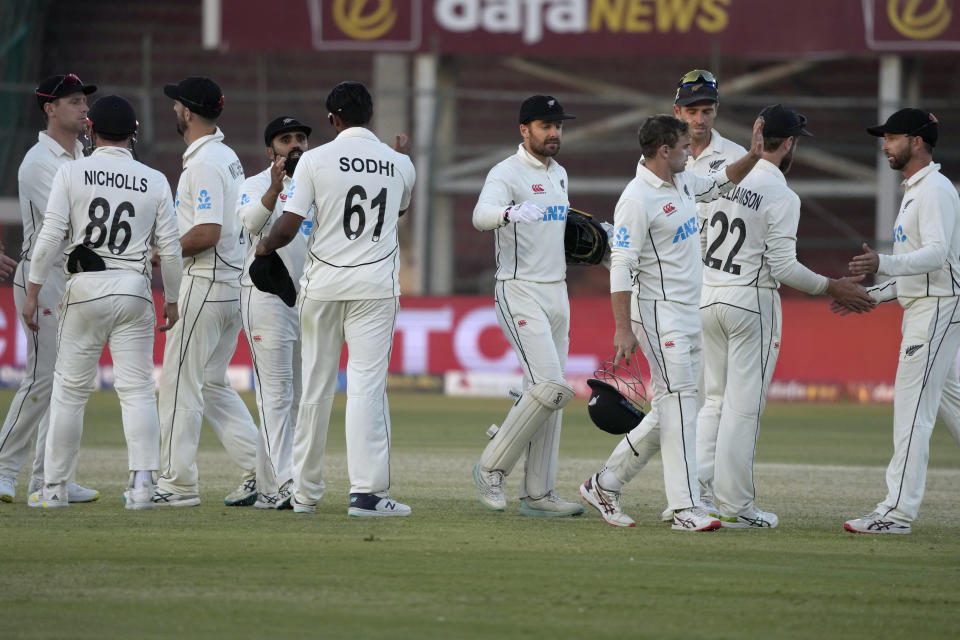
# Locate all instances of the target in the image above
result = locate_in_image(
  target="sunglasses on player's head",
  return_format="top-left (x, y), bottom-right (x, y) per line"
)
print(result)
top-left (36, 73), bottom-right (84, 99)
top-left (678, 69), bottom-right (717, 88)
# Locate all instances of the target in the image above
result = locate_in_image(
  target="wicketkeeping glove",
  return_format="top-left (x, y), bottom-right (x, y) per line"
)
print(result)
top-left (504, 201), bottom-right (545, 224)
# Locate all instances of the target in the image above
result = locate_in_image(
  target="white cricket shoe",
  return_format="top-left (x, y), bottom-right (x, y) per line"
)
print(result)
top-left (224, 474), bottom-right (257, 506)
top-left (124, 486), bottom-right (156, 511)
top-left (0, 475), bottom-right (15, 502)
top-left (720, 509), bottom-right (779, 529)
top-left (348, 492), bottom-right (412, 517)
top-left (660, 507), bottom-right (674, 523)
top-left (27, 483), bottom-right (69, 509)
top-left (255, 480), bottom-right (295, 510)
top-left (68, 482), bottom-right (100, 503)
top-left (520, 491), bottom-right (584, 517)
top-left (28, 476), bottom-right (42, 495)
top-left (844, 511), bottom-right (911, 535)
top-left (672, 506), bottom-right (721, 532)
top-left (291, 493), bottom-right (316, 514)
top-left (152, 489), bottom-right (201, 507)
top-left (579, 473), bottom-right (635, 527)
top-left (472, 462), bottom-right (506, 511)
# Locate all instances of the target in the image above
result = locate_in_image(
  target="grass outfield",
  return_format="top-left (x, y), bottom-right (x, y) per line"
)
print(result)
top-left (1, 390), bottom-right (959, 639)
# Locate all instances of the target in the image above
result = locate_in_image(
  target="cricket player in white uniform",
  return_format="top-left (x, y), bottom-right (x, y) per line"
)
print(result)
top-left (640, 69), bottom-right (749, 522)
top-left (697, 105), bottom-right (875, 528)
top-left (579, 114), bottom-right (764, 531)
top-left (843, 109), bottom-right (960, 534)
top-left (237, 116), bottom-right (313, 509)
top-left (257, 81), bottom-right (415, 517)
top-left (471, 95), bottom-right (583, 517)
top-left (155, 77), bottom-right (259, 507)
top-left (22, 96), bottom-right (183, 509)
top-left (0, 74), bottom-right (99, 504)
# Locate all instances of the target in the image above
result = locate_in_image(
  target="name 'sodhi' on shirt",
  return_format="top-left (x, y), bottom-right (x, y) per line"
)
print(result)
top-left (339, 156), bottom-right (397, 177)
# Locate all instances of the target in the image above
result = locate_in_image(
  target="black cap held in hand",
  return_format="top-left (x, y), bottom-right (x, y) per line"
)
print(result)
top-left (759, 104), bottom-right (812, 138)
top-left (867, 108), bottom-right (938, 147)
top-left (249, 252), bottom-right (297, 307)
top-left (519, 95), bottom-right (576, 124)
top-left (88, 95), bottom-right (138, 137)
top-left (163, 77), bottom-right (224, 119)
top-left (263, 116), bottom-right (312, 146)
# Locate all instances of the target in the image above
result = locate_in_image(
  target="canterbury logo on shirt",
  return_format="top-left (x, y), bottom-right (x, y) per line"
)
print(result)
top-left (672, 216), bottom-right (698, 243)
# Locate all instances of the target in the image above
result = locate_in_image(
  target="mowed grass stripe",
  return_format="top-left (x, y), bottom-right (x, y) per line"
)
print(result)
top-left (0, 391), bottom-right (958, 639)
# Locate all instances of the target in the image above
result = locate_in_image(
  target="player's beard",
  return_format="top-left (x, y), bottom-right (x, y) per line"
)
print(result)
top-left (284, 148), bottom-right (303, 177)
top-left (779, 145), bottom-right (795, 173)
top-left (887, 145), bottom-right (911, 171)
top-left (530, 137), bottom-right (561, 158)
top-left (175, 112), bottom-right (188, 137)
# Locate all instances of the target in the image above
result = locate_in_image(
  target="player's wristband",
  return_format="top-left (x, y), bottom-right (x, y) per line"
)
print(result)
top-left (502, 207), bottom-right (511, 226)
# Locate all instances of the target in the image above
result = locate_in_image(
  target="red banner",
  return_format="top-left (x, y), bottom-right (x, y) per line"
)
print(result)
top-left (0, 286), bottom-right (908, 384)
top-left (219, 0), bottom-right (960, 55)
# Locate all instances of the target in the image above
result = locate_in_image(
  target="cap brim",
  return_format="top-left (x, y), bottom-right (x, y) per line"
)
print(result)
top-left (797, 127), bottom-right (813, 137)
top-left (522, 113), bottom-right (576, 124)
top-left (163, 84), bottom-right (180, 101)
top-left (866, 124), bottom-right (888, 137)
top-left (81, 85), bottom-right (97, 96)
top-left (268, 124), bottom-right (313, 142)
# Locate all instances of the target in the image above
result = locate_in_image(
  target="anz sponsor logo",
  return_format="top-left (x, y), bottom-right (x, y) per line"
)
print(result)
top-left (173, 191), bottom-right (179, 216)
top-left (672, 216), bottom-right (698, 243)
top-left (197, 189), bottom-right (213, 210)
top-left (240, 193), bottom-right (251, 206)
top-left (894, 224), bottom-right (908, 243)
top-left (300, 220), bottom-right (313, 236)
top-left (614, 227), bottom-right (630, 248)
top-left (543, 204), bottom-right (567, 221)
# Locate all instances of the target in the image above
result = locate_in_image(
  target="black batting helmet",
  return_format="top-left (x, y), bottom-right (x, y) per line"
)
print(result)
top-left (586, 357), bottom-right (648, 435)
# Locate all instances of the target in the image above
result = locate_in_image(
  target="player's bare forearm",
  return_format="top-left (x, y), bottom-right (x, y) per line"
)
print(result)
top-left (724, 116), bottom-right (764, 184)
top-left (21, 282), bottom-right (42, 332)
top-left (256, 211), bottom-right (303, 256)
top-left (261, 156), bottom-right (286, 212)
top-left (0, 252), bottom-right (16, 281)
top-left (179, 223), bottom-right (221, 257)
top-left (611, 290), bottom-right (639, 365)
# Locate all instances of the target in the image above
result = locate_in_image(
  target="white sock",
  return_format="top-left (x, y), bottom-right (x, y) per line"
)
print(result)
top-left (597, 467), bottom-right (623, 492)
top-left (133, 470), bottom-right (153, 489)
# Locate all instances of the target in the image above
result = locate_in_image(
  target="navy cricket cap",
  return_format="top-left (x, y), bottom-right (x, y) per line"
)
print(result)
top-left (867, 108), bottom-right (938, 147)
top-left (264, 116), bottom-right (312, 146)
top-left (674, 69), bottom-right (718, 107)
top-left (163, 77), bottom-right (224, 120)
top-left (36, 74), bottom-right (96, 110)
top-left (759, 104), bottom-right (812, 138)
top-left (249, 252), bottom-right (297, 307)
top-left (519, 95), bottom-right (576, 124)
top-left (88, 95), bottom-right (138, 137)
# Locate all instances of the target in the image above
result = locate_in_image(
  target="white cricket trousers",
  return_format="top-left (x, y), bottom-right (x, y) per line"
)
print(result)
top-left (696, 286), bottom-right (782, 517)
top-left (157, 275), bottom-right (258, 496)
top-left (492, 279), bottom-right (569, 499)
top-left (241, 285), bottom-right (299, 497)
top-left (293, 296), bottom-right (398, 504)
top-left (878, 296), bottom-right (960, 523)
top-left (44, 271), bottom-right (159, 485)
top-left (605, 299), bottom-right (702, 511)
top-left (0, 262), bottom-right (65, 481)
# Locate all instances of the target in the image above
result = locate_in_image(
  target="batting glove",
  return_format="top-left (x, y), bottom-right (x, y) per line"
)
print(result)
top-left (504, 201), bottom-right (545, 225)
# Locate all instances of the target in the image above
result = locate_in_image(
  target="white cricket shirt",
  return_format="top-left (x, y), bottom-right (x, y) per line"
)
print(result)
top-left (16, 132), bottom-right (84, 276)
top-left (237, 167), bottom-right (310, 290)
top-left (175, 128), bottom-right (246, 284)
top-left (610, 162), bottom-right (734, 304)
top-left (28, 146), bottom-right (183, 302)
top-left (701, 159), bottom-right (828, 295)
top-left (687, 129), bottom-right (747, 179)
top-left (877, 162), bottom-right (960, 301)
top-left (473, 144), bottom-right (570, 283)
top-left (284, 127), bottom-right (415, 301)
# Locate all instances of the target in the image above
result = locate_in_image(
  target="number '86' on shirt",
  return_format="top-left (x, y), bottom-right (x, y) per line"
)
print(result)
top-left (283, 127), bottom-right (416, 301)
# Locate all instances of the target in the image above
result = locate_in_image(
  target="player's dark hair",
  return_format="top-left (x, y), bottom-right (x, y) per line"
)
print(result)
top-left (326, 81), bottom-right (373, 127)
top-left (96, 131), bottom-right (131, 143)
top-left (638, 115), bottom-right (688, 158)
top-left (763, 136), bottom-right (789, 153)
